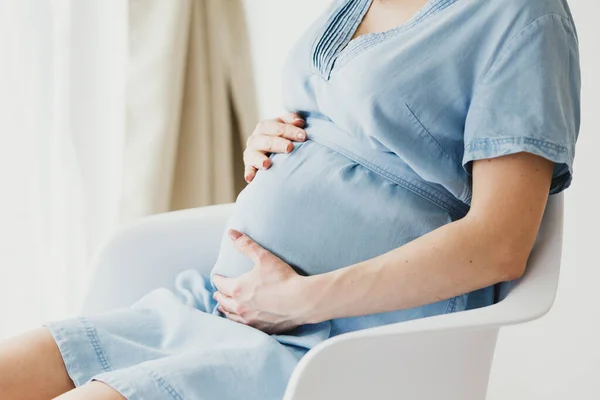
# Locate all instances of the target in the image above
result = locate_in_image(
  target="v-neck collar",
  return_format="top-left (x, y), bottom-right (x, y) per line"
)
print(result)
top-left (312, 0), bottom-right (459, 80)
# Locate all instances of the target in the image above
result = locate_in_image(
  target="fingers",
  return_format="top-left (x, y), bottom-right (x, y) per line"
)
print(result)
top-left (214, 291), bottom-right (238, 313)
top-left (243, 149), bottom-right (272, 171)
top-left (220, 308), bottom-right (245, 324)
top-left (214, 291), bottom-right (248, 324)
top-left (212, 275), bottom-right (238, 297)
top-left (246, 134), bottom-right (294, 155)
top-left (254, 119), bottom-right (306, 142)
top-left (281, 122), bottom-right (307, 141)
top-left (280, 112), bottom-right (306, 128)
top-left (244, 167), bottom-right (257, 183)
top-left (243, 115), bottom-right (307, 182)
top-left (228, 229), bottom-right (269, 264)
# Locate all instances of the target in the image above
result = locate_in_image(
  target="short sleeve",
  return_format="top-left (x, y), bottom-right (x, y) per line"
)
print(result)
top-left (462, 14), bottom-right (581, 194)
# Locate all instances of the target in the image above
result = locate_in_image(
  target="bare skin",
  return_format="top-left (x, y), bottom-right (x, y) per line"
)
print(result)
top-left (0, 0), bottom-right (557, 397)
top-left (53, 382), bottom-right (125, 400)
top-left (0, 329), bottom-right (124, 400)
top-left (0, 329), bottom-right (74, 400)
top-left (353, 0), bottom-right (430, 39)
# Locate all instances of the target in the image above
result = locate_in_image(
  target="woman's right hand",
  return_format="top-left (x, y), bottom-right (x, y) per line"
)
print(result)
top-left (243, 112), bottom-right (307, 183)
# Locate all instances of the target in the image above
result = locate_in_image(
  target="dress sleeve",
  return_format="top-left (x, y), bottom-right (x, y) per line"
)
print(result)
top-left (462, 14), bottom-right (581, 194)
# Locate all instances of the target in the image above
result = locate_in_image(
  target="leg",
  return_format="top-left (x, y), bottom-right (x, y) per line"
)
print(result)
top-left (0, 328), bottom-right (74, 400)
top-left (53, 382), bottom-right (125, 400)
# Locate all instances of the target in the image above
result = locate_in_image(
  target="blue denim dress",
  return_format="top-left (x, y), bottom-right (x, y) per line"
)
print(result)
top-left (46, 0), bottom-right (580, 398)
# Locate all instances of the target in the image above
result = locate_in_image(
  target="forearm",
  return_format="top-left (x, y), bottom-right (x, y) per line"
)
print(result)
top-left (303, 215), bottom-right (526, 324)
top-left (213, 153), bottom-right (552, 332)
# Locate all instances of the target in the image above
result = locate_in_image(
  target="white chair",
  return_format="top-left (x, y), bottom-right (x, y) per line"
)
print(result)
top-left (82, 193), bottom-right (563, 400)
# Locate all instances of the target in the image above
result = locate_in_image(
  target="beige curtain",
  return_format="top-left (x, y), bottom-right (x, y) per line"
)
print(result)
top-left (121, 0), bottom-right (257, 222)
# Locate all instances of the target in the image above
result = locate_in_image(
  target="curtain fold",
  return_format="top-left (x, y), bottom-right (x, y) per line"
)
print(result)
top-left (0, 0), bottom-right (127, 338)
top-left (122, 0), bottom-right (257, 222)
top-left (0, 0), bottom-right (256, 338)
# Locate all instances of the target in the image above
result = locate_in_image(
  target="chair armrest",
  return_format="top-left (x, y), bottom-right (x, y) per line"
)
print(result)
top-left (283, 294), bottom-right (538, 400)
top-left (284, 194), bottom-right (563, 400)
top-left (284, 322), bottom-right (499, 400)
top-left (81, 203), bottom-right (234, 315)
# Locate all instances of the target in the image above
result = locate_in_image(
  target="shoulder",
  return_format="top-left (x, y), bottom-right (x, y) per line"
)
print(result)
top-left (467, 0), bottom-right (578, 57)
top-left (462, 0), bottom-right (581, 94)
top-left (480, 0), bottom-right (576, 32)
top-left (484, 0), bottom-right (573, 18)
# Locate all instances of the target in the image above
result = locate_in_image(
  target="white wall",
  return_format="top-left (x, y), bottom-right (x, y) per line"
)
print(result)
top-left (243, 1), bottom-right (600, 399)
top-left (243, 0), bottom-right (330, 119)
top-left (488, 1), bottom-right (600, 398)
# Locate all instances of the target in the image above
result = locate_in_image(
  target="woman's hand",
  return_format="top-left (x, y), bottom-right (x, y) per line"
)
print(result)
top-left (244, 113), bottom-right (307, 183)
top-left (212, 229), bottom-right (313, 334)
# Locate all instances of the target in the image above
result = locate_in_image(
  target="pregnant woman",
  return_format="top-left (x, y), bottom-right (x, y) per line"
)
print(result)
top-left (0, 0), bottom-right (580, 399)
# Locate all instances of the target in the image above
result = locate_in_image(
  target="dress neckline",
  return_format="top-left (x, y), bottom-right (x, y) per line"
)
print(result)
top-left (347, 0), bottom-right (432, 48)
top-left (312, 0), bottom-right (459, 80)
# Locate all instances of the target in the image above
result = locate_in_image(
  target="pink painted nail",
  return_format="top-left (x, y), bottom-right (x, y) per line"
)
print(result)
top-left (229, 229), bottom-right (242, 240)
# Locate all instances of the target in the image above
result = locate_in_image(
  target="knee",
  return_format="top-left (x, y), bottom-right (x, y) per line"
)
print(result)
top-left (0, 328), bottom-right (75, 399)
top-left (0, 328), bottom-right (57, 355)
top-left (53, 382), bottom-right (126, 400)
top-left (0, 328), bottom-right (72, 380)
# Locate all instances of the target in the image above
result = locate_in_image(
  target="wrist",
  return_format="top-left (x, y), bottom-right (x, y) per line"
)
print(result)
top-left (297, 273), bottom-right (336, 325)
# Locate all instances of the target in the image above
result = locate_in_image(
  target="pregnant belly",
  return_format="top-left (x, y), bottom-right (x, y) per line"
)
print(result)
top-left (211, 140), bottom-right (452, 279)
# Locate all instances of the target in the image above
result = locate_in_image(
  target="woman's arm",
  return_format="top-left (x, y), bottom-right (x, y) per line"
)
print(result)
top-left (302, 152), bottom-right (554, 323)
top-left (213, 151), bottom-right (554, 332)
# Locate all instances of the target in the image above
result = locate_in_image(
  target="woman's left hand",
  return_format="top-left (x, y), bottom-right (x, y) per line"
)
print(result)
top-left (212, 230), bottom-right (313, 334)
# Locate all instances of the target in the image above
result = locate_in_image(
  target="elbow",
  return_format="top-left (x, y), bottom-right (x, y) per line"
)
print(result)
top-left (492, 245), bottom-right (530, 282)
top-left (464, 216), bottom-right (534, 282)
top-left (496, 257), bottom-right (527, 282)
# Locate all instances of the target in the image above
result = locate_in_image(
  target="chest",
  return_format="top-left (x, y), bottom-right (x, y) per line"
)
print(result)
top-left (353, 0), bottom-right (430, 39)
top-left (282, 0), bottom-right (499, 162)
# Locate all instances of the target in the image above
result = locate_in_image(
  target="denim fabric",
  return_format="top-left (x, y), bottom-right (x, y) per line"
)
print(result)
top-left (48, 1), bottom-right (580, 398)
top-left (48, 278), bottom-right (308, 400)
top-left (213, 0), bottom-right (580, 337)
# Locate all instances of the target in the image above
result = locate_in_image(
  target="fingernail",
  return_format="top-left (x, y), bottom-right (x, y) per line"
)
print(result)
top-left (244, 173), bottom-right (253, 183)
top-left (297, 132), bottom-right (306, 141)
top-left (293, 118), bottom-right (305, 127)
top-left (261, 159), bottom-right (271, 169)
top-left (229, 229), bottom-right (242, 240)
top-left (285, 143), bottom-right (293, 153)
